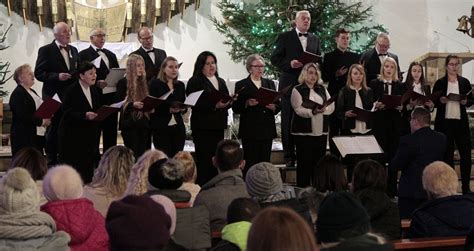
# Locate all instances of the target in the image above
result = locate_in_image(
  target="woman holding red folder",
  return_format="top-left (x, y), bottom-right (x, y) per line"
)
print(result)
top-left (401, 62), bottom-right (433, 135)
top-left (232, 54), bottom-right (280, 174)
top-left (149, 56), bottom-right (186, 157)
top-left (433, 55), bottom-right (473, 194)
top-left (9, 64), bottom-right (51, 157)
top-left (117, 54), bottom-right (151, 160)
top-left (368, 57), bottom-right (406, 197)
top-left (290, 62), bottom-right (334, 187)
top-left (336, 64), bottom-right (375, 180)
top-left (185, 51), bottom-right (231, 185)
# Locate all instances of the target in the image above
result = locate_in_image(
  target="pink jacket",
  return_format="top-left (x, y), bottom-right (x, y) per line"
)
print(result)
top-left (41, 198), bottom-right (109, 251)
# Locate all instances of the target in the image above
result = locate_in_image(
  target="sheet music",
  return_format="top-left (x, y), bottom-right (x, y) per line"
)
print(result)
top-left (184, 90), bottom-right (204, 106)
top-left (52, 93), bottom-right (61, 103)
top-left (110, 100), bottom-right (126, 108)
top-left (103, 68), bottom-right (126, 94)
top-left (332, 135), bottom-right (383, 157)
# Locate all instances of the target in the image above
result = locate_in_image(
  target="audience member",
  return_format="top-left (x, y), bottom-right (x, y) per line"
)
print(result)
top-left (247, 207), bottom-right (317, 251)
top-left (174, 151), bottom-right (201, 206)
top-left (193, 140), bottom-right (249, 232)
top-left (41, 165), bottom-right (109, 250)
top-left (352, 159), bottom-right (401, 240)
top-left (9, 147), bottom-right (48, 205)
top-left (391, 107), bottom-right (446, 219)
top-left (83, 145), bottom-right (135, 216)
top-left (106, 195), bottom-right (175, 250)
top-left (124, 149), bottom-right (168, 196)
top-left (408, 161), bottom-right (474, 238)
top-left (212, 198), bottom-right (260, 251)
top-left (317, 191), bottom-right (393, 250)
top-left (313, 154), bottom-right (348, 193)
top-left (146, 158), bottom-right (192, 204)
top-left (0, 168), bottom-right (70, 249)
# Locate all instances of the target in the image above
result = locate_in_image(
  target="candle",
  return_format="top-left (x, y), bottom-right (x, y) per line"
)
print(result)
top-left (155, 0), bottom-right (161, 8)
top-left (171, 0), bottom-right (176, 3)
top-left (66, 1), bottom-right (73, 19)
top-left (126, 2), bottom-right (132, 20)
top-left (37, 0), bottom-right (42, 7)
top-left (51, 0), bottom-right (58, 15)
top-left (140, 0), bottom-right (146, 15)
top-left (22, 0), bottom-right (27, 9)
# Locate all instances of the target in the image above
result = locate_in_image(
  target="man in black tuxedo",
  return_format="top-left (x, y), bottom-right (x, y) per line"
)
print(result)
top-left (79, 28), bottom-right (120, 153)
top-left (391, 107), bottom-right (446, 219)
top-left (34, 22), bottom-right (80, 165)
top-left (360, 32), bottom-right (401, 83)
top-left (271, 10), bottom-right (322, 167)
top-left (321, 28), bottom-right (360, 155)
top-left (131, 26), bottom-right (167, 82)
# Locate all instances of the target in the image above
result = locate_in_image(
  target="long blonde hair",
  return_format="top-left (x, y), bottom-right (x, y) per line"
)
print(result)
top-left (346, 64), bottom-right (368, 91)
top-left (125, 54), bottom-right (149, 119)
top-left (124, 149), bottom-right (168, 196)
top-left (377, 57), bottom-right (399, 82)
top-left (89, 146), bottom-right (135, 197)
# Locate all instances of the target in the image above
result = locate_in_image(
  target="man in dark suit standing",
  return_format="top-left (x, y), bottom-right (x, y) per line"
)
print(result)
top-left (360, 32), bottom-right (401, 83)
top-left (321, 28), bottom-right (360, 155)
top-left (391, 107), bottom-right (446, 219)
top-left (35, 22), bottom-right (80, 165)
top-left (271, 10), bottom-right (322, 167)
top-left (131, 26), bottom-right (167, 82)
top-left (79, 28), bottom-right (120, 153)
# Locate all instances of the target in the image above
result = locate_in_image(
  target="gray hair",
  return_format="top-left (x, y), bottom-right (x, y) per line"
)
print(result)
top-left (423, 161), bottom-right (458, 199)
top-left (295, 10), bottom-right (310, 20)
top-left (376, 32), bottom-right (390, 41)
top-left (245, 54), bottom-right (265, 73)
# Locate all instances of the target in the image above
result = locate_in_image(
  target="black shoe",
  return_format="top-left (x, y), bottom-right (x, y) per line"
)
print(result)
top-left (285, 160), bottom-right (295, 168)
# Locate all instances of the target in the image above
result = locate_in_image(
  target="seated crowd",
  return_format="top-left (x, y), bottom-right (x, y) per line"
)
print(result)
top-left (1, 138), bottom-right (473, 250)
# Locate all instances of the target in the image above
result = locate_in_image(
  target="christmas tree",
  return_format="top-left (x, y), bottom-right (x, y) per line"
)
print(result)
top-left (211, 0), bottom-right (386, 77)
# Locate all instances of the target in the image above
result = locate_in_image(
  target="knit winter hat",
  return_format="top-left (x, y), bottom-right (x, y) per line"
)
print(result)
top-left (0, 167), bottom-right (40, 213)
top-left (106, 195), bottom-right (171, 249)
top-left (150, 194), bottom-right (177, 234)
top-left (148, 158), bottom-right (185, 190)
top-left (245, 162), bottom-right (283, 198)
top-left (316, 191), bottom-right (370, 243)
top-left (42, 165), bottom-right (83, 201)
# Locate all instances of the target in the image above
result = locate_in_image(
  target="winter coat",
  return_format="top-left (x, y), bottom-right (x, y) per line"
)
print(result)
top-left (0, 231), bottom-right (70, 250)
top-left (41, 198), bottom-right (109, 251)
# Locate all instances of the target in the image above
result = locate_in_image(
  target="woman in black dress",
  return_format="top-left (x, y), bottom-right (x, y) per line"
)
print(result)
top-left (149, 56), bottom-right (186, 157)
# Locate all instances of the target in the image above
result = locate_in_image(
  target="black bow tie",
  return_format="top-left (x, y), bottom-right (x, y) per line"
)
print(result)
top-left (145, 49), bottom-right (154, 53)
top-left (60, 45), bottom-right (69, 51)
top-left (96, 48), bottom-right (104, 52)
top-left (299, 33), bottom-right (308, 37)
top-left (378, 53), bottom-right (387, 56)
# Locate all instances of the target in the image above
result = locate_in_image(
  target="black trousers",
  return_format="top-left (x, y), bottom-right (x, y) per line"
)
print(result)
top-left (153, 124), bottom-right (186, 158)
top-left (122, 128), bottom-right (151, 160)
top-left (295, 134), bottom-right (327, 187)
top-left (45, 109), bottom-right (62, 166)
top-left (99, 93), bottom-right (118, 153)
top-left (281, 95), bottom-right (296, 161)
top-left (193, 129), bottom-right (224, 186)
top-left (241, 138), bottom-right (272, 176)
top-left (440, 119), bottom-right (472, 192)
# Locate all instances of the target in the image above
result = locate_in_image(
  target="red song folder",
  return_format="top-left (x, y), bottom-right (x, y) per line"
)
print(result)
top-left (297, 51), bottom-right (322, 65)
top-left (35, 96), bottom-right (62, 119)
top-left (301, 96), bottom-right (336, 110)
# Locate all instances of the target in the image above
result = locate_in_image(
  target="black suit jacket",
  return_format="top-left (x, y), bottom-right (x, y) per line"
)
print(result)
top-left (58, 82), bottom-right (100, 159)
top-left (391, 127), bottom-right (446, 198)
top-left (271, 29), bottom-right (322, 90)
top-left (149, 79), bottom-right (186, 130)
top-left (131, 47), bottom-right (167, 82)
top-left (322, 48), bottom-right (360, 96)
top-left (185, 75), bottom-right (229, 131)
top-left (360, 48), bottom-right (401, 83)
top-left (34, 40), bottom-right (80, 99)
top-left (9, 85), bottom-right (43, 155)
top-left (433, 75), bottom-right (473, 132)
top-left (232, 76), bottom-right (281, 140)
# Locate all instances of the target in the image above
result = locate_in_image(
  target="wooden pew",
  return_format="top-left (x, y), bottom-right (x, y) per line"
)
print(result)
top-left (393, 236), bottom-right (466, 250)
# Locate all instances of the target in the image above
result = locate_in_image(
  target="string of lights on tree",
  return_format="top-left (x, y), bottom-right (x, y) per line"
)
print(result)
top-left (211, 0), bottom-right (387, 77)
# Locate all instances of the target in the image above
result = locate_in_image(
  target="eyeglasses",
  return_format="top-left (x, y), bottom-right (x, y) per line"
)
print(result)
top-left (139, 36), bottom-right (153, 41)
top-left (448, 63), bottom-right (460, 67)
top-left (377, 42), bottom-right (390, 49)
top-left (92, 34), bottom-right (107, 38)
top-left (251, 65), bottom-right (265, 68)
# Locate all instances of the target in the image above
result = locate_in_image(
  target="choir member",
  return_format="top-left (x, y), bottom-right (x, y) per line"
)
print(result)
top-left (131, 27), bottom-right (167, 82)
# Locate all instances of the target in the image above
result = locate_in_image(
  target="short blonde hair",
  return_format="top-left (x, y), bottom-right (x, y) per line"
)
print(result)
top-left (173, 151), bottom-right (197, 183)
top-left (13, 64), bottom-right (31, 84)
top-left (423, 161), bottom-right (458, 199)
top-left (124, 149), bottom-right (168, 196)
top-left (298, 63), bottom-right (322, 85)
